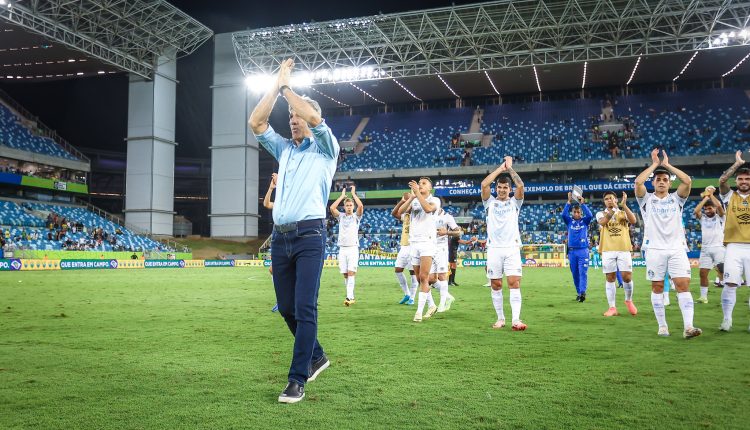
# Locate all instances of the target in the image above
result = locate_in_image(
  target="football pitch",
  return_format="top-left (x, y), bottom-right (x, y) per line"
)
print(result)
top-left (2, 267), bottom-right (749, 429)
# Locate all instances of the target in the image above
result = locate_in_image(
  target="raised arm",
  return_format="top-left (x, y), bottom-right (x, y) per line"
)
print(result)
top-left (397, 192), bottom-right (416, 217)
top-left (481, 159), bottom-right (508, 201)
top-left (581, 201), bottom-right (593, 224)
top-left (409, 181), bottom-right (436, 213)
top-left (709, 189), bottom-right (725, 217)
top-left (561, 193), bottom-right (572, 225)
top-left (635, 148), bottom-right (660, 198)
top-left (350, 185), bottom-right (364, 217)
top-left (719, 150), bottom-right (746, 195)
top-left (693, 194), bottom-right (709, 220)
top-left (391, 193), bottom-right (410, 219)
top-left (660, 151), bottom-right (691, 198)
top-left (329, 189), bottom-right (346, 218)
top-left (504, 156), bottom-right (525, 200)
top-left (620, 192), bottom-right (637, 224)
top-left (262, 173), bottom-right (277, 210)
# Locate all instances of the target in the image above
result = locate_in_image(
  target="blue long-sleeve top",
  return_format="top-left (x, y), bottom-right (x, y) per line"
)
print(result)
top-left (562, 203), bottom-right (593, 250)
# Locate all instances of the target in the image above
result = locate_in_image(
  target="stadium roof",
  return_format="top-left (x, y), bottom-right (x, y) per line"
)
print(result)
top-left (233, 0), bottom-right (750, 108)
top-left (0, 0), bottom-right (213, 81)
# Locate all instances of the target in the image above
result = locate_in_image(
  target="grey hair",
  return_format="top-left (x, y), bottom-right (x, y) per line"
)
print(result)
top-left (289, 95), bottom-right (322, 116)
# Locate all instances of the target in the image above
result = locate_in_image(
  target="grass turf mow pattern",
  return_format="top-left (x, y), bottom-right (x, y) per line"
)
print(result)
top-left (1, 267), bottom-right (749, 429)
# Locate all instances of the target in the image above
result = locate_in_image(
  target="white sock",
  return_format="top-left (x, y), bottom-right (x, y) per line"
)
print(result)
top-left (438, 280), bottom-right (449, 308)
top-left (623, 281), bottom-right (634, 301)
top-left (605, 281), bottom-right (616, 307)
top-left (700, 286), bottom-right (708, 299)
top-left (509, 289), bottom-right (522, 323)
top-left (346, 276), bottom-right (355, 300)
top-left (491, 289), bottom-right (505, 321)
top-left (721, 286), bottom-right (737, 322)
top-left (663, 292), bottom-right (670, 306)
top-left (417, 291), bottom-right (427, 315)
top-left (677, 291), bottom-right (694, 330)
top-left (426, 290), bottom-right (435, 308)
top-left (395, 272), bottom-right (409, 295)
top-left (410, 275), bottom-right (418, 298)
top-left (651, 292), bottom-right (668, 328)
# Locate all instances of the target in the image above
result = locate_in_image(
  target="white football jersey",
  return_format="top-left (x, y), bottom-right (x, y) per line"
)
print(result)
top-left (636, 191), bottom-right (687, 251)
top-left (435, 210), bottom-right (459, 248)
top-left (337, 213), bottom-right (361, 247)
top-left (700, 214), bottom-right (725, 248)
top-left (408, 195), bottom-right (441, 243)
top-left (483, 195), bottom-right (523, 248)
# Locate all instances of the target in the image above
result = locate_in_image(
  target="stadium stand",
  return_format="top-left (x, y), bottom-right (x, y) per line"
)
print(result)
top-left (0, 199), bottom-right (170, 252)
top-left (336, 88), bottom-right (750, 171)
top-left (0, 102), bottom-right (82, 161)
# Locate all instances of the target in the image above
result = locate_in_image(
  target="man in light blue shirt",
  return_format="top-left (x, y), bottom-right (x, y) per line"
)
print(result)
top-left (249, 58), bottom-right (339, 403)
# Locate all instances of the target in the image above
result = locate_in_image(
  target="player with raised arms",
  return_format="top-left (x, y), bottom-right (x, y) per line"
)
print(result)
top-left (330, 185), bottom-right (364, 306)
top-left (635, 148), bottom-right (701, 339)
top-left (481, 156), bottom-right (527, 331)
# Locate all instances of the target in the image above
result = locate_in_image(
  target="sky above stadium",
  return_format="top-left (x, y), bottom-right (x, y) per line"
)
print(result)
top-left (0, 0), bottom-right (478, 160)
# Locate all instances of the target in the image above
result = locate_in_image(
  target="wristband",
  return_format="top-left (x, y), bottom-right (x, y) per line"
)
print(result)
top-left (279, 85), bottom-right (291, 96)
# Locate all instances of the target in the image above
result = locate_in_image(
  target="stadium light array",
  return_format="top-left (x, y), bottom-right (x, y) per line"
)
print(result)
top-left (437, 74), bottom-right (459, 98)
top-left (532, 66), bottom-right (541, 92)
top-left (626, 55), bottom-right (642, 85)
top-left (581, 61), bottom-right (588, 89)
top-left (392, 78), bottom-right (422, 101)
top-left (673, 51), bottom-right (698, 81)
top-left (722, 51), bottom-right (750, 77)
top-left (484, 71), bottom-right (500, 95)
top-left (349, 82), bottom-right (385, 104)
top-left (309, 87), bottom-right (349, 107)
top-left (709, 29), bottom-right (750, 48)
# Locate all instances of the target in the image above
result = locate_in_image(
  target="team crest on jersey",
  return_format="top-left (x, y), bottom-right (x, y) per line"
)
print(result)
top-left (648, 270), bottom-right (655, 278)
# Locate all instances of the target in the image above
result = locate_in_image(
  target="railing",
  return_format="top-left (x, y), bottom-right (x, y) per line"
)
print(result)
top-left (259, 233), bottom-right (272, 253)
top-left (0, 88), bottom-right (91, 163)
top-left (72, 197), bottom-right (191, 255)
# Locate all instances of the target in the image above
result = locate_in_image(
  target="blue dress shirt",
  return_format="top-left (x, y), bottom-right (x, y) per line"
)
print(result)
top-left (255, 120), bottom-right (339, 225)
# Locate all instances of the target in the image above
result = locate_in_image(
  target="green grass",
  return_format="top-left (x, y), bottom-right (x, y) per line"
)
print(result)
top-left (1, 267), bottom-right (749, 429)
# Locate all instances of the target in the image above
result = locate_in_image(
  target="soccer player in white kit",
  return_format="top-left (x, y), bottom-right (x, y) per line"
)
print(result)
top-left (693, 187), bottom-right (725, 304)
top-left (397, 177), bottom-right (441, 322)
top-left (391, 193), bottom-right (419, 305)
top-left (430, 205), bottom-right (462, 313)
top-left (635, 149), bottom-right (702, 339)
top-left (718, 150), bottom-right (750, 332)
top-left (329, 185), bottom-right (364, 306)
top-left (481, 156), bottom-right (527, 331)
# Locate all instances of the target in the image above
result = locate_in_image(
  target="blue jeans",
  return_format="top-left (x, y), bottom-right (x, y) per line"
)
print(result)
top-left (271, 219), bottom-right (326, 386)
top-left (568, 248), bottom-right (589, 295)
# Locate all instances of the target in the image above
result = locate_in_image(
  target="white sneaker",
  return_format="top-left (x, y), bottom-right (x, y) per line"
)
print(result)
top-left (720, 319), bottom-right (732, 332)
top-left (424, 305), bottom-right (438, 319)
top-left (492, 320), bottom-right (506, 329)
top-left (683, 327), bottom-right (702, 339)
top-left (436, 304), bottom-right (446, 313)
top-left (663, 295), bottom-right (671, 306)
top-left (657, 326), bottom-right (670, 337)
top-left (413, 312), bottom-right (422, 322)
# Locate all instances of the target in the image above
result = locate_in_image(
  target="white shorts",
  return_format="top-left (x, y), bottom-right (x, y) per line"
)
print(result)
top-left (395, 245), bottom-right (412, 270)
top-left (430, 246), bottom-right (449, 274)
top-left (601, 251), bottom-right (633, 274)
top-left (723, 243), bottom-right (750, 285)
top-left (410, 241), bottom-right (436, 267)
top-left (486, 247), bottom-right (523, 279)
top-left (338, 246), bottom-right (359, 274)
top-left (699, 246), bottom-right (725, 270)
top-left (645, 249), bottom-right (691, 281)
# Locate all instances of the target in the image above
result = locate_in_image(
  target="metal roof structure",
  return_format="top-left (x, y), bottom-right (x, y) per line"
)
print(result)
top-left (232, 0), bottom-right (750, 108)
top-left (0, 0), bottom-right (213, 79)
